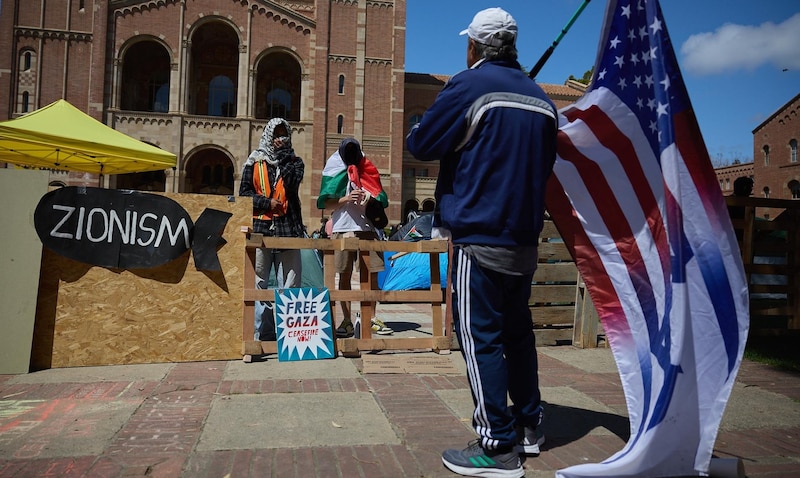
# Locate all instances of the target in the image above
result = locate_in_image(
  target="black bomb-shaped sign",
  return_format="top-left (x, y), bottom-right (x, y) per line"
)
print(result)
top-left (35, 187), bottom-right (232, 271)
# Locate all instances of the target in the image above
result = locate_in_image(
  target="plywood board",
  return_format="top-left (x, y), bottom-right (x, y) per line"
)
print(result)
top-left (361, 354), bottom-right (460, 375)
top-left (32, 193), bottom-right (251, 369)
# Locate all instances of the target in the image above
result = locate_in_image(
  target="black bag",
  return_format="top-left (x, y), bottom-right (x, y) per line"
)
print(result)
top-left (365, 198), bottom-right (389, 229)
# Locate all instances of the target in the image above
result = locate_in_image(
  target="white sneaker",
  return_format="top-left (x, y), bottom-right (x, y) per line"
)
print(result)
top-left (517, 425), bottom-right (545, 455)
top-left (370, 318), bottom-right (393, 335)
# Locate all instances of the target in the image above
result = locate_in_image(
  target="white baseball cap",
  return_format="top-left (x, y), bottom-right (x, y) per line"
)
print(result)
top-left (459, 7), bottom-right (518, 47)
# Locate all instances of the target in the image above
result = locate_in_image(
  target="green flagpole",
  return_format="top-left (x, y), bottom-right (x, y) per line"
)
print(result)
top-left (529, 0), bottom-right (593, 80)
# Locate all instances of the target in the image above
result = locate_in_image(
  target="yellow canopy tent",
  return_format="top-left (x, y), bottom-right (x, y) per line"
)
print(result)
top-left (0, 99), bottom-right (176, 175)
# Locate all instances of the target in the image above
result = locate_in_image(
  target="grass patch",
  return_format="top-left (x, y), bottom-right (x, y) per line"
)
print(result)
top-left (744, 334), bottom-right (800, 373)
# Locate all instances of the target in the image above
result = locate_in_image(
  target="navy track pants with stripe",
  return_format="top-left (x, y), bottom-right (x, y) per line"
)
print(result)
top-left (451, 246), bottom-right (542, 450)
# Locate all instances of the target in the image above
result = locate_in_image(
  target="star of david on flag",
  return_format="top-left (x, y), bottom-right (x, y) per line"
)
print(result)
top-left (545, 1), bottom-right (750, 476)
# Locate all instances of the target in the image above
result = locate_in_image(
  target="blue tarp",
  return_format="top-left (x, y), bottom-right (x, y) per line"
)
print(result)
top-left (378, 251), bottom-right (448, 290)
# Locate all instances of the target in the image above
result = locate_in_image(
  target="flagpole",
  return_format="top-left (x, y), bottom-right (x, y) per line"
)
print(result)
top-left (528, 0), bottom-right (593, 80)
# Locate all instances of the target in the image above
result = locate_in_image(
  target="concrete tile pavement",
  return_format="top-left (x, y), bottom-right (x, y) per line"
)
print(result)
top-left (1, 343), bottom-right (799, 478)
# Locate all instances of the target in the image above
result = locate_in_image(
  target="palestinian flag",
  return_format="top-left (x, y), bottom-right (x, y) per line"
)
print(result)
top-left (403, 226), bottom-right (425, 241)
top-left (317, 150), bottom-right (388, 209)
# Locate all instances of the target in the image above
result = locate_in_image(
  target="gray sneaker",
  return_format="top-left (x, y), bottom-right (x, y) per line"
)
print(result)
top-left (441, 439), bottom-right (523, 477)
top-left (516, 425), bottom-right (545, 455)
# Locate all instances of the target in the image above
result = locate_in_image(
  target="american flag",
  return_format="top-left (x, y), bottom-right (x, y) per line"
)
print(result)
top-left (547, 1), bottom-right (750, 476)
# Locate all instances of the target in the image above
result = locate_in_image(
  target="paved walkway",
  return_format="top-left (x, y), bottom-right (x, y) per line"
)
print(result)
top-left (1, 342), bottom-right (799, 477)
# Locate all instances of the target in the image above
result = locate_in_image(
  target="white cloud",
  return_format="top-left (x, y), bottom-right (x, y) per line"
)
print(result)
top-left (680, 13), bottom-right (800, 75)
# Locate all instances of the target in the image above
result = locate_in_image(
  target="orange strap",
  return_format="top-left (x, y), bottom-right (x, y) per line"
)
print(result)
top-left (253, 162), bottom-right (288, 219)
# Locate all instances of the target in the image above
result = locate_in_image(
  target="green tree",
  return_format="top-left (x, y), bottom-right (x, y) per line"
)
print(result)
top-left (568, 67), bottom-right (594, 85)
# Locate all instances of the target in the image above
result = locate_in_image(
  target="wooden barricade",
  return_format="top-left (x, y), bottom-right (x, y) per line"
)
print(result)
top-left (726, 196), bottom-right (800, 333)
top-left (241, 231), bottom-right (451, 360)
top-left (529, 220), bottom-right (605, 347)
top-left (573, 278), bottom-right (602, 348)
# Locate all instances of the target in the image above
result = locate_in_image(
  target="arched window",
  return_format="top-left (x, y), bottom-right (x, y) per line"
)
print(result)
top-left (338, 74), bottom-right (345, 95)
top-left (790, 139), bottom-right (797, 163)
top-left (763, 145), bottom-right (770, 165)
top-left (763, 186), bottom-right (770, 199)
top-left (209, 75), bottom-right (235, 117)
top-left (184, 148), bottom-right (235, 195)
top-left (255, 51), bottom-right (301, 120)
top-left (188, 21), bottom-right (239, 116)
top-left (120, 40), bottom-right (171, 112)
top-left (16, 50), bottom-right (37, 113)
top-left (789, 180), bottom-right (800, 199)
top-left (337, 115), bottom-right (344, 134)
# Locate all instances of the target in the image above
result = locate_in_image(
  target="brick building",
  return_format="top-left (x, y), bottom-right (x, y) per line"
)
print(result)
top-left (0, 0), bottom-right (585, 228)
top-left (752, 93), bottom-right (800, 202)
top-left (711, 92), bottom-right (799, 219)
top-left (715, 162), bottom-right (754, 196)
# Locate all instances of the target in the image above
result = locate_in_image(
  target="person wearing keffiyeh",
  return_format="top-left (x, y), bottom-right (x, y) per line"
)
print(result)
top-left (318, 137), bottom-right (393, 337)
top-left (239, 118), bottom-right (305, 342)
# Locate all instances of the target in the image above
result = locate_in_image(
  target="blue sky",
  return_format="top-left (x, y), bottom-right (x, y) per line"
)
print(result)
top-left (405, 0), bottom-right (800, 166)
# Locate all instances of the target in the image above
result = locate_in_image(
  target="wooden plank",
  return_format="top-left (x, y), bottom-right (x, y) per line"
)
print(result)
top-left (530, 284), bottom-right (576, 304)
top-left (530, 306), bottom-right (577, 326)
top-left (242, 247), bottom-right (257, 343)
top-left (343, 336), bottom-right (451, 352)
top-left (538, 242), bottom-right (572, 262)
top-left (329, 290), bottom-right (443, 303)
top-left (725, 195), bottom-right (799, 209)
top-left (746, 263), bottom-right (790, 275)
top-left (752, 242), bottom-right (790, 254)
top-left (533, 328), bottom-right (574, 346)
top-left (244, 289), bottom-right (444, 303)
top-left (573, 282), bottom-right (600, 348)
top-left (359, 252), bottom-right (375, 340)
top-left (532, 263), bottom-right (578, 283)
top-left (751, 305), bottom-right (793, 316)
top-left (748, 284), bottom-right (790, 294)
top-left (540, 221), bottom-right (561, 239)
top-left (248, 236), bottom-right (448, 253)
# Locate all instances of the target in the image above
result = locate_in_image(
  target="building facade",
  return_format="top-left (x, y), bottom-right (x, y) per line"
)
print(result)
top-left (715, 162), bottom-right (754, 196)
top-left (711, 92), bottom-right (799, 219)
top-left (0, 0), bottom-right (586, 229)
top-left (752, 93), bottom-right (800, 202)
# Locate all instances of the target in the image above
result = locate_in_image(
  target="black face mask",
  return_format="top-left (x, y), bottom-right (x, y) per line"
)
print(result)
top-left (343, 146), bottom-right (361, 166)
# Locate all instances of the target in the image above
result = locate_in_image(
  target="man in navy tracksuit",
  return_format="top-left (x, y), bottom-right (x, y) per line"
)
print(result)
top-left (407, 8), bottom-right (558, 478)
